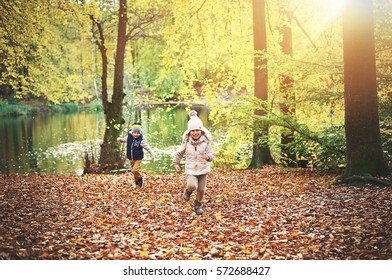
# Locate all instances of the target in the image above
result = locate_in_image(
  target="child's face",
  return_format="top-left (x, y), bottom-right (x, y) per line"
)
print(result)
top-left (190, 129), bottom-right (202, 139)
top-left (132, 131), bottom-right (141, 138)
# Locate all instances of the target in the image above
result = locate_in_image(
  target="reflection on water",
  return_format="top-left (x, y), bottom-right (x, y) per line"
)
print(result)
top-left (0, 106), bottom-right (210, 175)
top-left (0, 111), bottom-right (106, 175)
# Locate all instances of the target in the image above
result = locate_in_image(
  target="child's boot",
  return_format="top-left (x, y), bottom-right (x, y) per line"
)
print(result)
top-left (183, 189), bottom-right (192, 201)
top-left (136, 178), bottom-right (143, 187)
top-left (194, 199), bottom-right (203, 215)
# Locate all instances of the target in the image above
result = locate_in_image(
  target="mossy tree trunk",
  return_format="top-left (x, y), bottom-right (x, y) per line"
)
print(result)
top-left (96, 0), bottom-right (127, 170)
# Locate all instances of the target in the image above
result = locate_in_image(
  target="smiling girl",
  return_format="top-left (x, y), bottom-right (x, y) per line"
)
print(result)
top-left (173, 110), bottom-right (216, 215)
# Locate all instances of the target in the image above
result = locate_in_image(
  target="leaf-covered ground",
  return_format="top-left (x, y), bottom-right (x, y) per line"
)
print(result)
top-left (0, 166), bottom-right (391, 260)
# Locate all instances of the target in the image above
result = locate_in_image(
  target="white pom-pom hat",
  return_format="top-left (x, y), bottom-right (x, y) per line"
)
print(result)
top-left (187, 110), bottom-right (203, 130)
top-left (182, 110), bottom-right (212, 141)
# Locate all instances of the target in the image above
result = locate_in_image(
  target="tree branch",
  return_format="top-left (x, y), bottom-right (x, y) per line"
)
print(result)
top-left (292, 15), bottom-right (317, 49)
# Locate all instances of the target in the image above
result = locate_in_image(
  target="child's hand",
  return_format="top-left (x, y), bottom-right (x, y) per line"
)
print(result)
top-left (174, 164), bottom-right (181, 173)
top-left (203, 152), bottom-right (210, 161)
top-left (150, 158), bottom-right (155, 163)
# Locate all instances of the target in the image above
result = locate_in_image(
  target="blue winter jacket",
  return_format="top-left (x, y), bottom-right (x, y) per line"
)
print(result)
top-left (127, 133), bottom-right (144, 160)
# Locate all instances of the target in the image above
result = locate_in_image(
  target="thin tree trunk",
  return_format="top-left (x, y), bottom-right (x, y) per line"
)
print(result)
top-left (279, 14), bottom-right (296, 167)
top-left (249, 0), bottom-right (273, 169)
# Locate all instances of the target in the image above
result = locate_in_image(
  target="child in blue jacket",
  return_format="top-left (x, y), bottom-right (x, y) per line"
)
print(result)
top-left (117, 122), bottom-right (155, 187)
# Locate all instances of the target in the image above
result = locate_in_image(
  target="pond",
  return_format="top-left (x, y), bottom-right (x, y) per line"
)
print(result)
top-left (0, 106), bottom-right (211, 175)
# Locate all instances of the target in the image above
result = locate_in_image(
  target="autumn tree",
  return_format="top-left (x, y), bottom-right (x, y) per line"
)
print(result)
top-left (159, 0), bottom-right (255, 168)
top-left (0, 1), bottom-right (94, 103)
top-left (95, 0), bottom-right (127, 169)
top-left (0, 0), bottom-right (53, 98)
top-left (249, 0), bottom-right (273, 168)
top-left (278, 4), bottom-right (296, 167)
top-left (340, 0), bottom-right (391, 183)
top-left (81, 0), bottom-right (168, 170)
top-left (0, 1), bottom-right (51, 99)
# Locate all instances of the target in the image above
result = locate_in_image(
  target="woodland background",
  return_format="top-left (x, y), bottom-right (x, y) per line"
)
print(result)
top-left (0, 0), bottom-right (391, 261)
top-left (1, 0), bottom-right (391, 174)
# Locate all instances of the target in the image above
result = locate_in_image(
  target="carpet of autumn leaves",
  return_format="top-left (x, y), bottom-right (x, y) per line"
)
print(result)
top-left (0, 166), bottom-right (391, 260)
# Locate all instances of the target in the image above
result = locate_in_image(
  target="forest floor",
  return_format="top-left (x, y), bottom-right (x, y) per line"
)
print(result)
top-left (0, 166), bottom-right (391, 260)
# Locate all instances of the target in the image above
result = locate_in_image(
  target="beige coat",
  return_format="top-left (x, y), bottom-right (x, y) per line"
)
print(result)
top-left (173, 135), bottom-right (215, 175)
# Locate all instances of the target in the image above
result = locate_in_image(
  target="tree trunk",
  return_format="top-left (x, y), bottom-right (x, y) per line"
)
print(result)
top-left (341, 0), bottom-right (391, 182)
top-left (249, 0), bottom-right (273, 169)
top-left (279, 14), bottom-right (296, 167)
top-left (98, 0), bottom-right (127, 170)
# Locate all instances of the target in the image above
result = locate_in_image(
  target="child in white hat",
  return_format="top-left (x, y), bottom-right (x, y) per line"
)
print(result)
top-left (173, 110), bottom-right (215, 214)
top-left (117, 122), bottom-right (155, 187)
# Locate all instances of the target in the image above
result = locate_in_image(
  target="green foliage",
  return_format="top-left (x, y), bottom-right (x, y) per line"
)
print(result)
top-left (213, 135), bottom-right (252, 169)
top-left (87, 99), bottom-right (104, 113)
top-left (380, 117), bottom-right (392, 164)
top-left (0, 99), bottom-right (8, 107)
top-left (212, 111), bottom-right (347, 171)
top-left (0, 104), bottom-right (29, 117)
top-left (379, 97), bottom-right (392, 164)
top-left (0, 96), bottom-right (30, 116)
top-left (375, 0), bottom-right (392, 101)
top-left (49, 102), bottom-right (81, 113)
top-left (210, 96), bottom-right (263, 169)
top-left (209, 94), bottom-right (347, 170)
top-left (61, 102), bottom-right (81, 113)
top-left (290, 125), bottom-right (346, 170)
top-left (127, 42), bottom-right (184, 102)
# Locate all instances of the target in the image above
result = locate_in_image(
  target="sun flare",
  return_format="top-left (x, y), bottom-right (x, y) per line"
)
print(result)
top-left (303, 0), bottom-right (348, 40)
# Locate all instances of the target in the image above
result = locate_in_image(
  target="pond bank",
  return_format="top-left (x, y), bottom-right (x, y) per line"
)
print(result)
top-left (0, 101), bottom-right (101, 117)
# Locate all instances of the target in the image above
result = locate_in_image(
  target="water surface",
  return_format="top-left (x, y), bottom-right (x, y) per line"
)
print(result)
top-left (0, 106), bottom-right (209, 175)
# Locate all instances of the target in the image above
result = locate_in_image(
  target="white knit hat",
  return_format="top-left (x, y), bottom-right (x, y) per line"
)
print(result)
top-left (182, 110), bottom-right (212, 142)
top-left (187, 110), bottom-right (204, 131)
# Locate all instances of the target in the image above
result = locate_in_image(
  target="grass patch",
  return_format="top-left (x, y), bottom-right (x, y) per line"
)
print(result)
top-left (0, 104), bottom-right (29, 116)
top-left (0, 100), bottom-right (87, 116)
top-left (50, 102), bottom-right (82, 113)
